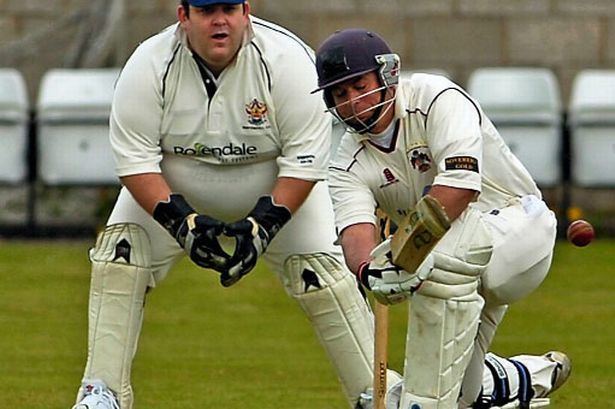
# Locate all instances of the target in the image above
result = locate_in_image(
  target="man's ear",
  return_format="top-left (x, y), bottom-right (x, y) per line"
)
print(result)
top-left (177, 4), bottom-right (189, 24)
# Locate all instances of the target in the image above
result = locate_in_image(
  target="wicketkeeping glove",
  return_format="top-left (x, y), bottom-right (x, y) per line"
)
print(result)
top-left (358, 238), bottom-right (434, 305)
top-left (222, 196), bottom-right (291, 287)
top-left (153, 194), bottom-right (230, 271)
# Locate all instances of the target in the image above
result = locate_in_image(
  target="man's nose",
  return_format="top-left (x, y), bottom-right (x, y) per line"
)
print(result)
top-left (348, 90), bottom-right (365, 109)
top-left (211, 10), bottom-right (226, 24)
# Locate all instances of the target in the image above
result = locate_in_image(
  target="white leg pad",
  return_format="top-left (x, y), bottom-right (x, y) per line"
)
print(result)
top-left (400, 207), bottom-right (492, 409)
top-left (78, 223), bottom-right (154, 409)
top-left (284, 252), bottom-right (375, 408)
top-left (399, 293), bottom-right (484, 409)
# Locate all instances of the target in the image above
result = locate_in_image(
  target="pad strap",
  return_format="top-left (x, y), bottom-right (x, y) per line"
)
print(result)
top-left (485, 354), bottom-right (511, 406)
top-left (509, 359), bottom-right (535, 409)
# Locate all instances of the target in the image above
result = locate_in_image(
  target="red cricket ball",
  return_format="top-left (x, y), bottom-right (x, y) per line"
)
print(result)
top-left (566, 219), bottom-right (595, 247)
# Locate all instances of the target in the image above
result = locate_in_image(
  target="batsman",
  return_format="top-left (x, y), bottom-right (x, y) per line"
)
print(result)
top-left (313, 29), bottom-right (571, 409)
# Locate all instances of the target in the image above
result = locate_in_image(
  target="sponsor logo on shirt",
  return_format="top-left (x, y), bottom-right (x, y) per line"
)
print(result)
top-left (173, 142), bottom-right (258, 163)
top-left (444, 156), bottom-right (479, 172)
top-left (244, 98), bottom-right (270, 129)
top-left (297, 154), bottom-right (315, 165)
top-left (379, 167), bottom-right (399, 188)
top-left (409, 148), bottom-right (432, 173)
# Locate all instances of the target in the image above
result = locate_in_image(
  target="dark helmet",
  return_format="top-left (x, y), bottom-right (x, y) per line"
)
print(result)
top-left (314, 29), bottom-right (397, 92)
top-left (313, 29), bottom-right (400, 133)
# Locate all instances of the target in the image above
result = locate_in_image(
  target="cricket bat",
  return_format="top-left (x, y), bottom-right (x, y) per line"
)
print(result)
top-left (373, 301), bottom-right (388, 409)
top-left (372, 198), bottom-right (450, 408)
top-left (373, 210), bottom-right (390, 409)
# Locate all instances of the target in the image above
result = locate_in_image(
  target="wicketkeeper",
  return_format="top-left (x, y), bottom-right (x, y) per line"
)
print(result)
top-left (70, 2), bottom-right (378, 408)
top-left (313, 28), bottom-right (571, 409)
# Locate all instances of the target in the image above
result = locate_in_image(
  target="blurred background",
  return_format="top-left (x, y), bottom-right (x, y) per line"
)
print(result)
top-left (0, 0), bottom-right (614, 237)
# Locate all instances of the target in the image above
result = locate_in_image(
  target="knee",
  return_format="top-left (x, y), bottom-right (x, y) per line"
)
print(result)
top-left (282, 252), bottom-right (354, 295)
top-left (90, 223), bottom-right (156, 289)
top-left (481, 253), bottom-right (552, 305)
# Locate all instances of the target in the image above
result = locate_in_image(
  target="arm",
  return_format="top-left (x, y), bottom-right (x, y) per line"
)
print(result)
top-left (339, 223), bottom-right (377, 275)
top-left (425, 88), bottom-right (484, 216)
top-left (344, 219), bottom-right (431, 306)
top-left (120, 173), bottom-right (172, 215)
top-left (219, 43), bottom-right (330, 285)
top-left (337, 186), bottom-right (475, 276)
top-left (427, 185), bottom-right (478, 222)
top-left (109, 41), bottom-right (231, 274)
top-left (120, 172), bottom-right (230, 272)
top-left (270, 177), bottom-right (315, 214)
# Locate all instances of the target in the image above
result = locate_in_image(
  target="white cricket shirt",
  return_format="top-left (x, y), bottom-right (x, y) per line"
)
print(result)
top-left (109, 16), bottom-right (331, 183)
top-left (329, 73), bottom-right (541, 233)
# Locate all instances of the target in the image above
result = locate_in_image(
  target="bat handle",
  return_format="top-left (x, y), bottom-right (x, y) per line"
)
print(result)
top-left (373, 301), bottom-right (389, 409)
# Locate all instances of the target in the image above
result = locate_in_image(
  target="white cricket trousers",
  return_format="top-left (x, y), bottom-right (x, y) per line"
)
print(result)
top-left (460, 195), bottom-right (557, 407)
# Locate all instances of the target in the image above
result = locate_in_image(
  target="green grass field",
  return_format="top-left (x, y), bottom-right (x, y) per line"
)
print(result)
top-left (0, 239), bottom-right (613, 408)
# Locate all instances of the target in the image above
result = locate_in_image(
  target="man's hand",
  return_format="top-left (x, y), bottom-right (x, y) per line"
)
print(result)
top-left (358, 239), bottom-right (434, 305)
top-left (223, 196), bottom-right (291, 287)
top-left (175, 213), bottom-right (230, 270)
top-left (153, 194), bottom-right (230, 271)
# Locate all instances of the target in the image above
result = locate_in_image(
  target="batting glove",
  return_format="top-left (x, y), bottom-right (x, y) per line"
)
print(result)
top-left (222, 196), bottom-right (291, 287)
top-left (358, 239), bottom-right (434, 305)
top-left (153, 194), bottom-right (230, 272)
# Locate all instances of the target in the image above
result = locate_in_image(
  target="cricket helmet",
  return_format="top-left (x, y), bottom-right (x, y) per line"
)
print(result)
top-left (313, 29), bottom-right (400, 133)
top-left (314, 28), bottom-right (398, 92)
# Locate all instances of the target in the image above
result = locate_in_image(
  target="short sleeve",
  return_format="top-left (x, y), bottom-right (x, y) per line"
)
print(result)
top-left (110, 42), bottom-right (165, 177)
top-left (271, 47), bottom-right (331, 181)
top-left (425, 89), bottom-right (483, 192)
top-left (329, 159), bottom-right (377, 234)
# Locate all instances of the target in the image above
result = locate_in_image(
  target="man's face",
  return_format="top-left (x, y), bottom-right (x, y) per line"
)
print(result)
top-left (178, 2), bottom-right (250, 74)
top-left (330, 71), bottom-right (395, 134)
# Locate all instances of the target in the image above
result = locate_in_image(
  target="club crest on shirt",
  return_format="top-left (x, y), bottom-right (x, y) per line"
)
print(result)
top-left (409, 148), bottom-right (432, 173)
top-left (379, 167), bottom-right (399, 188)
top-left (244, 98), bottom-right (270, 128)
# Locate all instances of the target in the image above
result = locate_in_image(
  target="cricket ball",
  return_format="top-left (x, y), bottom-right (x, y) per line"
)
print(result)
top-left (566, 219), bottom-right (595, 247)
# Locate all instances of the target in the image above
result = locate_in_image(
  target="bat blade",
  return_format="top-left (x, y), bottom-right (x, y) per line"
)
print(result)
top-left (390, 195), bottom-right (450, 272)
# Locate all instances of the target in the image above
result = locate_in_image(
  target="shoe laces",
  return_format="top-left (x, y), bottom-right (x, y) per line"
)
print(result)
top-left (84, 383), bottom-right (120, 409)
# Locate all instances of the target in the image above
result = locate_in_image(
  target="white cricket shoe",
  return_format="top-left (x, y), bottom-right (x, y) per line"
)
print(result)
top-left (72, 380), bottom-right (120, 409)
top-left (543, 350), bottom-right (572, 394)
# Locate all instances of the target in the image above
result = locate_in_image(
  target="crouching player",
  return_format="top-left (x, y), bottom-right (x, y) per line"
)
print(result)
top-left (313, 28), bottom-right (571, 409)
